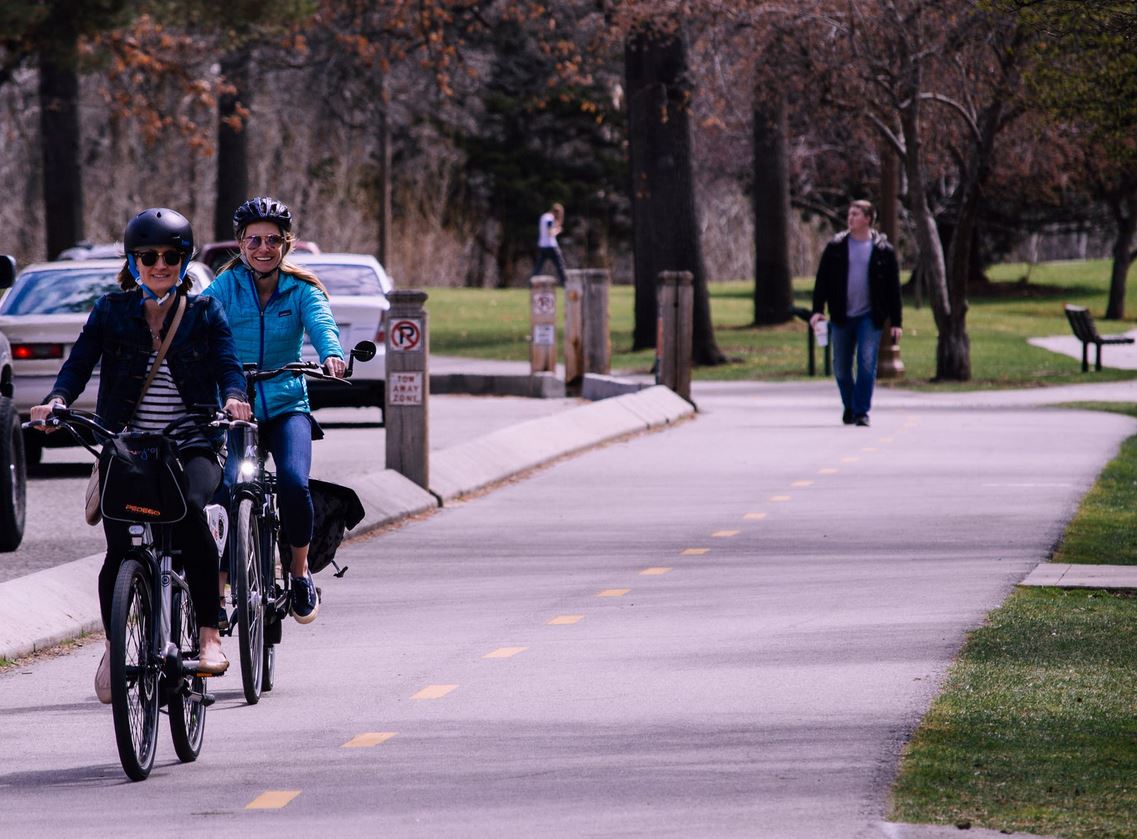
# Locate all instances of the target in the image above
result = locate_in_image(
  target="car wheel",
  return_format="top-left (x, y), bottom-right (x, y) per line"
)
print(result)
top-left (0, 396), bottom-right (27, 551)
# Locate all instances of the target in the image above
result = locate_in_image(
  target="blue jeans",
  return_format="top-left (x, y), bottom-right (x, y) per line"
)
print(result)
top-left (830, 314), bottom-right (882, 418)
top-left (221, 412), bottom-right (314, 549)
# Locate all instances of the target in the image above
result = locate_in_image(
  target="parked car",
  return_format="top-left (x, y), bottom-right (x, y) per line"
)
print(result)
top-left (287, 252), bottom-right (391, 417)
top-left (198, 239), bottom-right (320, 275)
top-left (0, 254), bottom-right (26, 550)
top-left (0, 258), bottom-right (214, 464)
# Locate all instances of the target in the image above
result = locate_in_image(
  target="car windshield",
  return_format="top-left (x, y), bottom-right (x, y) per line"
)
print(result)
top-left (305, 264), bottom-right (386, 296)
top-left (0, 268), bottom-right (120, 315)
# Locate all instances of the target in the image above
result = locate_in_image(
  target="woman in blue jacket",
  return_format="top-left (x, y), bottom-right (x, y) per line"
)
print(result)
top-left (202, 196), bottom-right (344, 624)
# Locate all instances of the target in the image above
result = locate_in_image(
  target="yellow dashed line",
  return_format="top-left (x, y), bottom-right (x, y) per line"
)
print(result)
top-left (791, 480), bottom-right (814, 487)
top-left (412, 684), bottom-right (458, 700)
top-left (682, 547), bottom-right (709, 555)
top-left (548, 615), bottom-right (584, 625)
top-left (841, 457), bottom-right (859, 463)
top-left (483, 646), bottom-right (528, 659)
top-left (711, 530), bottom-right (738, 538)
top-left (342, 732), bottom-right (397, 749)
top-left (640, 567), bottom-right (672, 576)
top-left (598, 588), bottom-right (629, 597)
top-left (861, 447), bottom-right (879, 453)
top-left (818, 468), bottom-right (839, 475)
top-left (879, 436), bottom-right (894, 443)
top-left (743, 512), bottom-right (767, 520)
top-left (770, 495), bottom-right (791, 502)
top-left (246, 791), bottom-right (301, 810)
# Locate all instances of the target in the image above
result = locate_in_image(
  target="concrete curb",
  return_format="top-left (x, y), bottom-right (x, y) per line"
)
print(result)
top-left (0, 384), bottom-right (694, 662)
top-left (429, 385), bottom-right (693, 503)
top-left (1018, 562), bottom-right (1137, 589)
top-left (0, 554), bottom-right (102, 661)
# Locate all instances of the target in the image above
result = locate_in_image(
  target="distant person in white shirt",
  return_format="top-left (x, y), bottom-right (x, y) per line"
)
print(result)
top-left (531, 202), bottom-right (568, 286)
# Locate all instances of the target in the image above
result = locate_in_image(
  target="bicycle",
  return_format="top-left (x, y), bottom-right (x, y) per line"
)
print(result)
top-left (222, 340), bottom-right (375, 705)
top-left (24, 407), bottom-right (229, 781)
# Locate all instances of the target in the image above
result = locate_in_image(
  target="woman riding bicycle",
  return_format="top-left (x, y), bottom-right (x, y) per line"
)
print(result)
top-left (30, 208), bottom-right (252, 700)
top-left (203, 196), bottom-right (345, 625)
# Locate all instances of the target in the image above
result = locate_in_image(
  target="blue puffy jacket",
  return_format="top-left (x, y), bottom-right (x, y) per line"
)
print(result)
top-left (202, 264), bottom-right (343, 420)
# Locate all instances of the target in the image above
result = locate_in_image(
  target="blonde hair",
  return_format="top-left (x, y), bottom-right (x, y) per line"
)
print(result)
top-left (223, 229), bottom-right (329, 297)
top-left (849, 200), bottom-right (876, 225)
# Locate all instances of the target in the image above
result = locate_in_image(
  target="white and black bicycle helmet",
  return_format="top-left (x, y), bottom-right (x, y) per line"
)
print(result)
top-left (232, 196), bottom-right (293, 236)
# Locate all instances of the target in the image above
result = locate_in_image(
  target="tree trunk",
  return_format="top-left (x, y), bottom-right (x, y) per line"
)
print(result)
top-left (624, 25), bottom-right (725, 364)
top-left (752, 91), bottom-right (793, 325)
top-left (1105, 191), bottom-right (1137, 320)
top-left (38, 30), bottom-right (84, 260)
top-left (376, 73), bottom-right (392, 267)
top-left (214, 50), bottom-right (250, 241)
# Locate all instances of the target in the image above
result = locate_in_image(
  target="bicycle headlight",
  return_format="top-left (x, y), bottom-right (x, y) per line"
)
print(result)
top-left (239, 459), bottom-right (256, 479)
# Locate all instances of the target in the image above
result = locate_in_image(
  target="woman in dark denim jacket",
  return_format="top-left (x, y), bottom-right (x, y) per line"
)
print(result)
top-left (30, 208), bottom-right (252, 702)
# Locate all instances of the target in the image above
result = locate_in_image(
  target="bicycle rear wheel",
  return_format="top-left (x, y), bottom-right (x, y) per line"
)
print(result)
top-left (233, 497), bottom-right (265, 704)
top-left (169, 586), bottom-right (206, 761)
top-left (110, 558), bottom-right (159, 781)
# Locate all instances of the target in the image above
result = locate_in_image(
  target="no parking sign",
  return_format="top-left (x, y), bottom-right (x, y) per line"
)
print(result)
top-left (389, 318), bottom-right (423, 352)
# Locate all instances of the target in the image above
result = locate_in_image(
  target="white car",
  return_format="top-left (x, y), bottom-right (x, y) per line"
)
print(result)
top-left (0, 258), bottom-right (213, 463)
top-left (286, 252), bottom-right (391, 418)
top-left (0, 253), bottom-right (26, 549)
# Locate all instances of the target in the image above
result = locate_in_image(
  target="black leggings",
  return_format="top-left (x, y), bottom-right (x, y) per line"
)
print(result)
top-left (98, 452), bottom-right (222, 633)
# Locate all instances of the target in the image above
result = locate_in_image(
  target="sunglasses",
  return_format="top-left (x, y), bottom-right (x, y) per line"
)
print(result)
top-left (134, 250), bottom-right (184, 267)
top-left (242, 234), bottom-right (286, 249)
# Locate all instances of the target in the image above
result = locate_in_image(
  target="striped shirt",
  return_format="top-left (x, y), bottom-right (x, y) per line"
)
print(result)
top-left (129, 353), bottom-right (209, 450)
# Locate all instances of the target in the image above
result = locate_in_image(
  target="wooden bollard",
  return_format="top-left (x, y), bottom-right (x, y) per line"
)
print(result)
top-left (582, 269), bottom-right (611, 375)
top-left (656, 271), bottom-right (693, 401)
top-left (385, 290), bottom-right (429, 489)
top-left (563, 271), bottom-right (584, 391)
top-left (530, 275), bottom-right (557, 374)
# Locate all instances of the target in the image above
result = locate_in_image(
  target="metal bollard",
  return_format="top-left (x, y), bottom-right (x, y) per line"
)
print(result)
top-left (385, 290), bottom-right (429, 489)
top-left (656, 270), bottom-right (693, 401)
top-left (530, 275), bottom-right (557, 375)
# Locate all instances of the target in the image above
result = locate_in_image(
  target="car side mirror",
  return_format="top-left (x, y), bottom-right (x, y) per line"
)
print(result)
top-left (0, 255), bottom-right (15, 289)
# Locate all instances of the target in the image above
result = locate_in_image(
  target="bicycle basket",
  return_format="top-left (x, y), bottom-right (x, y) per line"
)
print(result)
top-left (99, 433), bottom-right (188, 523)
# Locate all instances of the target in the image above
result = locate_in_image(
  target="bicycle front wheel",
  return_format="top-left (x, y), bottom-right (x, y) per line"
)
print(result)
top-left (169, 586), bottom-right (206, 761)
top-left (110, 558), bottom-right (159, 781)
top-left (233, 497), bottom-right (265, 704)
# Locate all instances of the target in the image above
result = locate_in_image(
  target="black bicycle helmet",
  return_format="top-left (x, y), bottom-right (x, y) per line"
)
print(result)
top-left (123, 207), bottom-right (194, 255)
top-left (233, 196), bottom-right (293, 236)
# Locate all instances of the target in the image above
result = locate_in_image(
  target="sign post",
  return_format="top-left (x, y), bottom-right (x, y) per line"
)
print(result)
top-left (563, 271), bottom-right (584, 392)
top-left (581, 268), bottom-right (611, 375)
top-left (385, 290), bottom-right (429, 489)
top-left (656, 271), bottom-right (693, 401)
top-left (530, 275), bottom-right (557, 375)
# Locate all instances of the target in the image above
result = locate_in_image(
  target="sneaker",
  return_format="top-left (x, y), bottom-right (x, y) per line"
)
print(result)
top-left (94, 640), bottom-right (111, 704)
top-left (291, 571), bottom-right (319, 624)
top-left (842, 408), bottom-right (854, 425)
top-left (855, 414), bottom-right (870, 427)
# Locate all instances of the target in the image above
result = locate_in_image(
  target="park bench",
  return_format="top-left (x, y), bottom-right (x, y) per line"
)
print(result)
top-left (1063, 304), bottom-right (1135, 372)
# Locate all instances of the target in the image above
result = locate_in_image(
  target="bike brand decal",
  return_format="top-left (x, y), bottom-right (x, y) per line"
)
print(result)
top-left (125, 503), bottom-right (162, 517)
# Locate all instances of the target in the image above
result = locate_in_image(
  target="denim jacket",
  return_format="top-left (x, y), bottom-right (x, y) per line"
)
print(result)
top-left (45, 290), bottom-right (247, 434)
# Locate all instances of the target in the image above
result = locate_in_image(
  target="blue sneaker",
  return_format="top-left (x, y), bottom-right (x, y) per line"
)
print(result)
top-left (291, 571), bottom-right (319, 624)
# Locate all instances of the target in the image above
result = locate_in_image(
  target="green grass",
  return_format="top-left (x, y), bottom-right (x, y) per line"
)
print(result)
top-left (890, 406), bottom-right (1137, 838)
top-left (424, 259), bottom-right (1137, 389)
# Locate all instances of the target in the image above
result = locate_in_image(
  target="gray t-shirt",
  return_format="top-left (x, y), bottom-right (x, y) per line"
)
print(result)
top-left (846, 237), bottom-right (873, 318)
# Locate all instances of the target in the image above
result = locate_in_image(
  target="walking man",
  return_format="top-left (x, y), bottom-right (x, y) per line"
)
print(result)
top-left (809, 200), bottom-right (902, 427)
top-left (531, 202), bottom-right (568, 286)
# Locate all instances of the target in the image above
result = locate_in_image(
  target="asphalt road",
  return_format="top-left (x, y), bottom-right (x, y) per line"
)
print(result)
top-left (1, 381), bottom-right (1129, 837)
top-left (5, 396), bottom-right (582, 584)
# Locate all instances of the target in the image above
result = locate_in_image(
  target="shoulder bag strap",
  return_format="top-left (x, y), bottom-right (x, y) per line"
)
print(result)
top-left (131, 295), bottom-right (187, 419)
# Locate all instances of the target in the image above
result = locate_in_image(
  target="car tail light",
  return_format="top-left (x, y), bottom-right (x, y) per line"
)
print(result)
top-left (12, 343), bottom-right (64, 360)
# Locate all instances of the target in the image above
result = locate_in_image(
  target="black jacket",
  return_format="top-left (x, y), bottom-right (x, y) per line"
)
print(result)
top-left (811, 231), bottom-right (902, 329)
